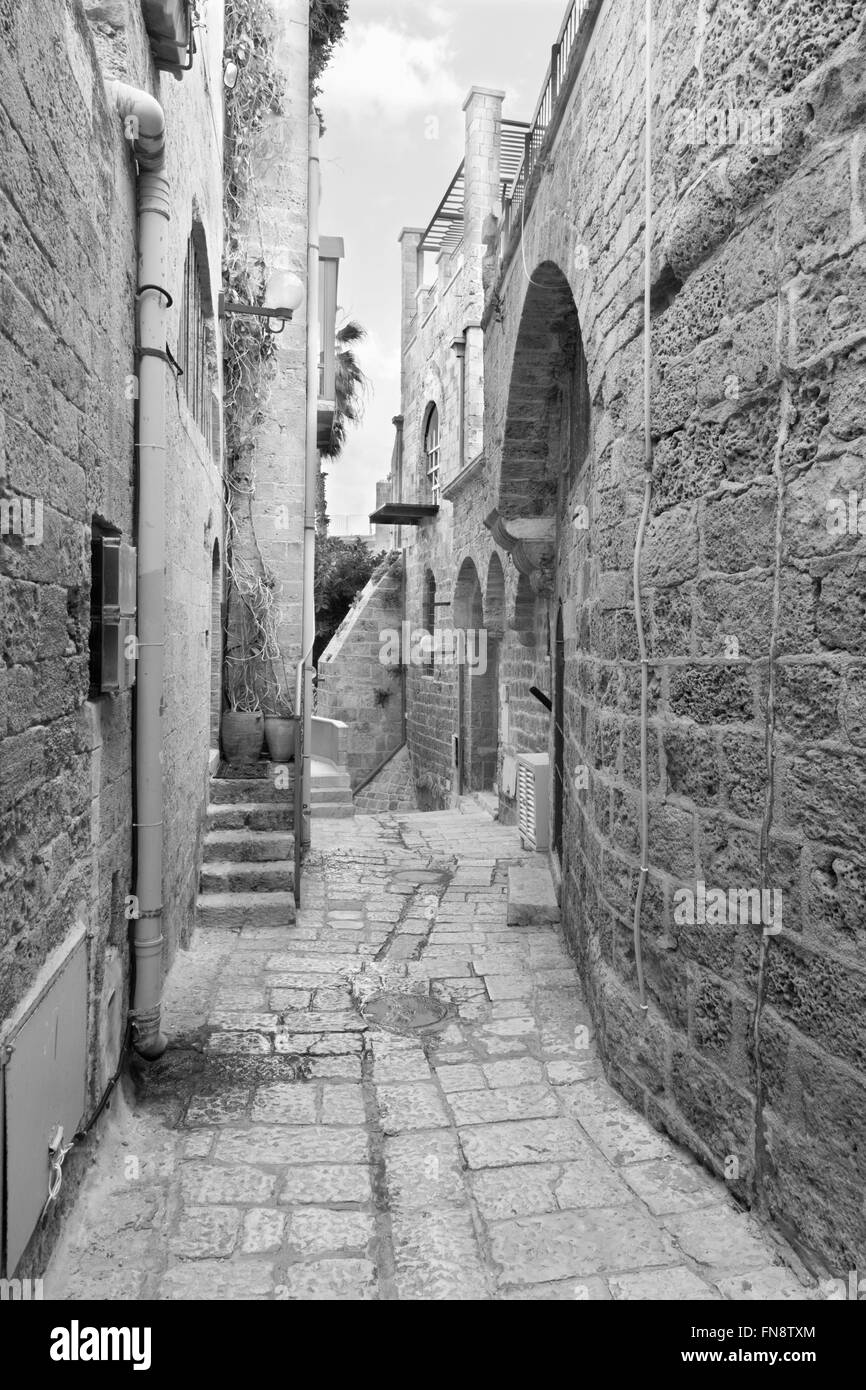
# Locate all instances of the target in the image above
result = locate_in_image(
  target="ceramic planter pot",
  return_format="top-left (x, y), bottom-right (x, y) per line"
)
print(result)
top-left (221, 709), bottom-right (265, 765)
top-left (264, 716), bottom-right (295, 763)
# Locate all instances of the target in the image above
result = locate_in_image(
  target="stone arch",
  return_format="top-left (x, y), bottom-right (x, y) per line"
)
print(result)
top-left (498, 260), bottom-right (589, 523)
top-left (453, 556), bottom-right (483, 631)
top-left (452, 557), bottom-right (494, 792)
top-left (422, 567), bottom-right (437, 671)
top-left (485, 552), bottom-right (506, 638)
top-left (209, 538), bottom-right (223, 748)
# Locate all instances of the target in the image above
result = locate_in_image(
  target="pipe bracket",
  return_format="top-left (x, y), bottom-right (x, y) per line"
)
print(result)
top-left (136, 283), bottom-right (173, 307)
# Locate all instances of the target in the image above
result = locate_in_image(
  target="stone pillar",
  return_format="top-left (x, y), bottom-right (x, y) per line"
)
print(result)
top-left (399, 227), bottom-right (425, 353)
top-left (462, 86), bottom-right (505, 265)
top-left (461, 88), bottom-right (503, 462)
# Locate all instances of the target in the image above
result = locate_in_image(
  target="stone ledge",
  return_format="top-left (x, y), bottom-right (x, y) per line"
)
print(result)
top-left (507, 860), bottom-right (560, 927)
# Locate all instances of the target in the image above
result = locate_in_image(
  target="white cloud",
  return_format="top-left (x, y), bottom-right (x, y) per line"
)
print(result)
top-left (320, 20), bottom-right (463, 121)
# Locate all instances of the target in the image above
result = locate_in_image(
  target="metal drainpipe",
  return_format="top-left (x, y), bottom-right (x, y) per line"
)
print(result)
top-left (300, 111), bottom-right (321, 851)
top-left (106, 81), bottom-right (170, 1058)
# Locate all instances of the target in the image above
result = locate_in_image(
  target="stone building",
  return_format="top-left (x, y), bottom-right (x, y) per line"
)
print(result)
top-left (0, 0), bottom-right (321, 1279)
top-left (375, 0), bottom-right (866, 1273)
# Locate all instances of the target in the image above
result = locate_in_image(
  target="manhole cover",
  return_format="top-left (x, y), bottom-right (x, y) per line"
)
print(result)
top-left (361, 991), bottom-right (449, 1035)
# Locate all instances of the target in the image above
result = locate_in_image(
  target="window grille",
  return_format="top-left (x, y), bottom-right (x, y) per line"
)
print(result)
top-left (425, 406), bottom-right (441, 505)
top-left (178, 233), bottom-right (218, 461)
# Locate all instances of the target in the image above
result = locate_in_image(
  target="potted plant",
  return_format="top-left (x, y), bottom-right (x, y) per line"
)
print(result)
top-left (221, 660), bottom-right (265, 766)
top-left (263, 659), bottom-right (295, 763)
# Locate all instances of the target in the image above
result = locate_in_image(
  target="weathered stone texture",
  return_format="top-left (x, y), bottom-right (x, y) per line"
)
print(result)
top-left (0, 0), bottom-right (224, 1272)
top-left (317, 556), bottom-right (404, 786)
top-left (396, 0), bottom-right (866, 1270)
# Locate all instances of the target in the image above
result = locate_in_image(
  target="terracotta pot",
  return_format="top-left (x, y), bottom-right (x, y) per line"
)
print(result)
top-left (221, 710), bottom-right (265, 765)
top-left (264, 716), bottom-right (295, 763)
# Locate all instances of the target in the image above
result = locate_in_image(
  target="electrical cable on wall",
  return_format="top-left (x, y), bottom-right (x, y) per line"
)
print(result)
top-left (631, 0), bottom-right (654, 1013)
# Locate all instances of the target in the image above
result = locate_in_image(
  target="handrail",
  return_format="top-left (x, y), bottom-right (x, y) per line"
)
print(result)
top-left (502, 0), bottom-right (594, 249)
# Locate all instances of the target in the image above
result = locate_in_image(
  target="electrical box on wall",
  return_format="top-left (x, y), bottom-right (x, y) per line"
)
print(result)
top-left (90, 533), bottom-right (138, 696)
top-left (1, 926), bottom-right (88, 1276)
top-left (140, 0), bottom-right (195, 74)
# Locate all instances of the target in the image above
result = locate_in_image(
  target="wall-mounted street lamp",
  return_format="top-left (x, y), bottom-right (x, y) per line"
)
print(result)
top-left (223, 33), bottom-right (250, 90)
top-left (218, 270), bottom-right (305, 333)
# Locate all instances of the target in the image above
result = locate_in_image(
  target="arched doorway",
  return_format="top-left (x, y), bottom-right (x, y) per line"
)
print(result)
top-left (553, 603), bottom-right (565, 860)
top-left (209, 539), bottom-right (223, 749)
top-left (453, 557), bottom-right (490, 793)
top-left (484, 553), bottom-right (505, 793)
top-left (493, 260), bottom-right (591, 854)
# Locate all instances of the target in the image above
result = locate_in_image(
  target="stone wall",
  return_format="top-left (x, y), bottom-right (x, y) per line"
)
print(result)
top-left (227, 0), bottom-right (309, 696)
top-left (401, 0), bottom-right (866, 1271)
top-left (317, 555), bottom-right (405, 786)
top-left (0, 0), bottom-right (224, 1273)
top-left (354, 744), bottom-right (418, 814)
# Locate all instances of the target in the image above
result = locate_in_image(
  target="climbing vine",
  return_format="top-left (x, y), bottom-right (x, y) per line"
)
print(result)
top-left (222, 0), bottom-right (288, 714)
top-left (309, 0), bottom-right (349, 99)
top-left (221, 0), bottom-right (350, 715)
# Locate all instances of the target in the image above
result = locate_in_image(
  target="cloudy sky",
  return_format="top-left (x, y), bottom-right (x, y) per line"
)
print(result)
top-left (317, 0), bottom-right (566, 529)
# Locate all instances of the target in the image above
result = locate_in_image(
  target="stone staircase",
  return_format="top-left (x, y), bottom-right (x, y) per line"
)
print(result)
top-left (195, 756), bottom-right (353, 930)
top-left (309, 755), bottom-right (354, 819)
top-left (197, 772), bottom-right (296, 929)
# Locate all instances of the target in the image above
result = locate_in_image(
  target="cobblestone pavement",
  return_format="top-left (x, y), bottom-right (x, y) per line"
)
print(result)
top-left (48, 807), bottom-right (819, 1301)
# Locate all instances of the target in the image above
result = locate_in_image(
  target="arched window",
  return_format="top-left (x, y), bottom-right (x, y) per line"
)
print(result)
top-left (422, 569), bottom-right (436, 672)
top-left (178, 224), bottom-right (219, 463)
top-left (424, 405), bottom-right (441, 504)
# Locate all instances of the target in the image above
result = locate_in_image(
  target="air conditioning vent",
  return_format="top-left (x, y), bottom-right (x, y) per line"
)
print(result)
top-left (517, 753), bottom-right (550, 851)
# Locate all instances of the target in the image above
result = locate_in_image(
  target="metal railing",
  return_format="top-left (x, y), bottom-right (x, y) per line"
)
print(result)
top-left (502, 0), bottom-right (594, 248)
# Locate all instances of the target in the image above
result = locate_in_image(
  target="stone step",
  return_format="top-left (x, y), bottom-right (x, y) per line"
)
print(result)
top-left (203, 830), bottom-right (294, 863)
top-left (207, 803), bottom-right (292, 832)
top-left (210, 776), bottom-right (294, 804)
top-left (196, 890), bottom-right (296, 929)
top-left (507, 859), bottom-right (561, 926)
top-left (311, 772), bottom-right (352, 790)
top-left (200, 860), bottom-right (294, 894)
top-left (310, 803), bottom-right (355, 820)
top-left (310, 785), bottom-right (354, 804)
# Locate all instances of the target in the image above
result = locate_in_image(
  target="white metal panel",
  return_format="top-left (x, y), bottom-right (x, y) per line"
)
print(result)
top-left (3, 933), bottom-right (88, 1274)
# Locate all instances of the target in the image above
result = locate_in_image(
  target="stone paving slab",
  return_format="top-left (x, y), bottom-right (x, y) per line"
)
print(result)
top-left (46, 807), bottom-right (820, 1302)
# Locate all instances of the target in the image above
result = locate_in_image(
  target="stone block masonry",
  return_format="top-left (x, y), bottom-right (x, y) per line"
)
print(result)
top-left (0, 0), bottom-right (225, 1275)
top-left (398, 0), bottom-right (866, 1271)
top-left (45, 809), bottom-right (822, 1302)
top-left (317, 556), bottom-right (405, 788)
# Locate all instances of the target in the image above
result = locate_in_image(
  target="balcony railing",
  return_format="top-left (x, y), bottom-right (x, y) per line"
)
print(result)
top-left (502, 0), bottom-right (598, 251)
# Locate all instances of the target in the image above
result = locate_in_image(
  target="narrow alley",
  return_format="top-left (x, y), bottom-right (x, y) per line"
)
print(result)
top-left (48, 806), bottom-right (815, 1302)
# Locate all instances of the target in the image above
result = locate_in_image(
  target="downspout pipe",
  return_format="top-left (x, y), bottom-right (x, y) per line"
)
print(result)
top-left (107, 81), bottom-right (170, 1059)
top-left (301, 112), bottom-right (321, 851)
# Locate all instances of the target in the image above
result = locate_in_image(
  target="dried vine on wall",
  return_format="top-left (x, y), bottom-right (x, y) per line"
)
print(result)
top-left (222, 0), bottom-right (290, 714)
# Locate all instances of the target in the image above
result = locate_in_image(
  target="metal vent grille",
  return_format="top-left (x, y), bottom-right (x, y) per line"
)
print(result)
top-left (516, 753), bottom-right (550, 852)
top-left (517, 761), bottom-right (536, 845)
